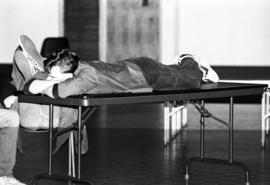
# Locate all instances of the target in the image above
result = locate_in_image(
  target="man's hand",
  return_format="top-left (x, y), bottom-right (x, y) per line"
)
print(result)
top-left (3, 95), bottom-right (18, 109)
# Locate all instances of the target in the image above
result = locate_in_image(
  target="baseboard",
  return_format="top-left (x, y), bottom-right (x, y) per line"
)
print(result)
top-left (213, 66), bottom-right (270, 80)
top-left (211, 66), bottom-right (270, 104)
top-left (205, 95), bottom-right (261, 104)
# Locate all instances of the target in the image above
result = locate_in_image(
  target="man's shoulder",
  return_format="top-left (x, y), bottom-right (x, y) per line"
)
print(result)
top-left (74, 61), bottom-right (97, 78)
top-left (79, 60), bottom-right (102, 65)
top-left (77, 60), bottom-right (102, 71)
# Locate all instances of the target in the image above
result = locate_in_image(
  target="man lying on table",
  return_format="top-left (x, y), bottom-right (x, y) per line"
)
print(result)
top-left (16, 36), bottom-right (218, 97)
top-left (11, 35), bottom-right (219, 154)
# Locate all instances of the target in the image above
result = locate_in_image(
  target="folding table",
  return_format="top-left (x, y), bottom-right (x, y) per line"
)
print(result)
top-left (18, 82), bottom-right (267, 185)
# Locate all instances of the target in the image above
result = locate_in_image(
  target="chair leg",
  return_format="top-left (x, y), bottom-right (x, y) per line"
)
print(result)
top-left (266, 92), bottom-right (270, 135)
top-left (181, 105), bottom-right (188, 127)
top-left (68, 131), bottom-right (75, 177)
top-left (71, 132), bottom-right (75, 177)
top-left (164, 101), bottom-right (188, 147)
top-left (262, 92), bottom-right (266, 148)
top-left (164, 101), bottom-right (170, 146)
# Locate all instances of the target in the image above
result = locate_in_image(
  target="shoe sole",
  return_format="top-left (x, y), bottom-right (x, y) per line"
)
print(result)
top-left (19, 35), bottom-right (44, 71)
top-left (14, 50), bottom-right (34, 81)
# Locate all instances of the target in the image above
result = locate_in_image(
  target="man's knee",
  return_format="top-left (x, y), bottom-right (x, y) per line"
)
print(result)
top-left (7, 110), bottom-right (20, 128)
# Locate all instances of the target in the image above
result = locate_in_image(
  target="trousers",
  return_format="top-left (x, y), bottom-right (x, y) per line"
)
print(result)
top-left (128, 57), bottom-right (202, 90)
top-left (0, 108), bottom-right (19, 176)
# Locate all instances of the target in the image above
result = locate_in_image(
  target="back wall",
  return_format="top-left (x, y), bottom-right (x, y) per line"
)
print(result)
top-left (177, 0), bottom-right (270, 66)
top-left (160, 0), bottom-right (270, 66)
top-left (0, 0), bottom-right (63, 64)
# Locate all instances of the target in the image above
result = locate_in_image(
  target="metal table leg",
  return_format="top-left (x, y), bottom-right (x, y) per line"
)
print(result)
top-left (185, 97), bottom-right (250, 185)
top-left (32, 105), bottom-right (93, 185)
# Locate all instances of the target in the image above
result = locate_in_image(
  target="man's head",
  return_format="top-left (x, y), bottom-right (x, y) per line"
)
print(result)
top-left (43, 49), bottom-right (79, 75)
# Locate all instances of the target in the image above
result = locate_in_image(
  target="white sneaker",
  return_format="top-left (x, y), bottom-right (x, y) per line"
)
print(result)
top-left (198, 58), bottom-right (219, 83)
top-left (174, 54), bottom-right (193, 65)
top-left (18, 35), bottom-right (44, 74)
top-left (175, 54), bottom-right (219, 83)
top-left (0, 176), bottom-right (26, 185)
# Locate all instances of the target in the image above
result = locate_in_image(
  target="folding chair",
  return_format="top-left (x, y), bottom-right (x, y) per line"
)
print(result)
top-left (40, 37), bottom-right (70, 57)
top-left (17, 104), bottom-right (96, 185)
top-left (262, 88), bottom-right (270, 145)
top-left (163, 101), bottom-right (188, 146)
top-left (18, 120), bottom-right (77, 179)
top-left (164, 79), bottom-right (270, 148)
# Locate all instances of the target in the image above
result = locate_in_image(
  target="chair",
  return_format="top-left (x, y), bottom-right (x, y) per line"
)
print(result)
top-left (163, 101), bottom-right (188, 146)
top-left (262, 88), bottom-right (270, 146)
top-left (17, 104), bottom-right (95, 185)
top-left (40, 37), bottom-right (70, 57)
top-left (18, 125), bottom-right (76, 178)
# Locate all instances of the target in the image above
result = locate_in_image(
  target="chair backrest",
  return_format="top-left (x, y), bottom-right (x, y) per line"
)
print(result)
top-left (40, 37), bottom-right (70, 57)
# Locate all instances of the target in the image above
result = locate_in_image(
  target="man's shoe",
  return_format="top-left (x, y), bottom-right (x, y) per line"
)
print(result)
top-left (198, 58), bottom-right (219, 83)
top-left (175, 54), bottom-right (219, 83)
top-left (14, 50), bottom-right (34, 81)
top-left (0, 176), bottom-right (26, 185)
top-left (19, 35), bottom-right (44, 73)
top-left (174, 54), bottom-right (194, 65)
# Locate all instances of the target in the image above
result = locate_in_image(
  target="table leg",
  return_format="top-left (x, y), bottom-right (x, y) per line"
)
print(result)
top-left (31, 105), bottom-right (93, 185)
top-left (49, 104), bottom-right (53, 175)
top-left (77, 106), bottom-right (82, 179)
top-left (185, 97), bottom-right (250, 185)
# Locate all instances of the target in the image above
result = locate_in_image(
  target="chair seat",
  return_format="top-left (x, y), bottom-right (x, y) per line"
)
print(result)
top-left (40, 37), bottom-right (70, 57)
top-left (20, 125), bottom-right (57, 133)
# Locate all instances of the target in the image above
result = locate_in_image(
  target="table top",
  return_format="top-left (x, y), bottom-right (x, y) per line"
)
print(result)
top-left (18, 82), bottom-right (267, 107)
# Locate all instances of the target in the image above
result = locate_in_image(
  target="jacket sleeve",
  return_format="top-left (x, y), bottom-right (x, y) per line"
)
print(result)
top-left (22, 72), bottom-right (49, 94)
top-left (23, 79), bottom-right (36, 94)
top-left (52, 65), bottom-right (98, 98)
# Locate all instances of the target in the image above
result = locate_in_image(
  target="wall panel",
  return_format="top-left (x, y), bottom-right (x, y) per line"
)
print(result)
top-left (64, 0), bottom-right (99, 60)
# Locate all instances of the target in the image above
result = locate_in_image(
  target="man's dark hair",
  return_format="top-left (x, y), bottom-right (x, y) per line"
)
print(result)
top-left (43, 49), bottom-right (79, 74)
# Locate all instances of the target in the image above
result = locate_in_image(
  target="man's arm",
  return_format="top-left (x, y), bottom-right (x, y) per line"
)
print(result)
top-left (26, 64), bottom-right (98, 98)
top-left (23, 72), bottom-right (74, 96)
top-left (50, 65), bottom-right (98, 98)
top-left (26, 79), bottom-right (60, 94)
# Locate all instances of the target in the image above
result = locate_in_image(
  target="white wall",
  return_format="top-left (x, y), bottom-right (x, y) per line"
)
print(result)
top-left (0, 0), bottom-right (63, 64)
top-left (160, 0), bottom-right (270, 66)
top-left (99, 0), bottom-right (107, 62)
top-left (159, 0), bottom-right (178, 65)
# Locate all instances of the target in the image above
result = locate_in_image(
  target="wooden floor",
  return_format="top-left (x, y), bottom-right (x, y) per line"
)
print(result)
top-left (14, 103), bottom-right (270, 185)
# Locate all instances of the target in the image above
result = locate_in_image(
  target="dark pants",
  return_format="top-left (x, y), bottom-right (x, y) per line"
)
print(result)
top-left (128, 57), bottom-right (203, 90)
top-left (0, 108), bottom-right (19, 176)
